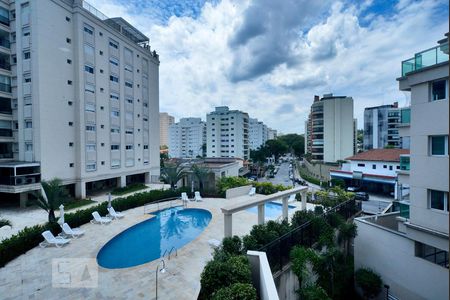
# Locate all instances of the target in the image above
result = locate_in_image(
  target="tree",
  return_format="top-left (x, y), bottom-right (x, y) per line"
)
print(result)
top-left (278, 133), bottom-right (305, 157)
top-left (34, 178), bottom-right (69, 223)
top-left (191, 164), bottom-right (210, 192)
top-left (265, 139), bottom-right (288, 159)
top-left (355, 268), bottom-right (382, 299)
top-left (160, 163), bottom-right (186, 190)
top-left (338, 221), bottom-right (358, 258)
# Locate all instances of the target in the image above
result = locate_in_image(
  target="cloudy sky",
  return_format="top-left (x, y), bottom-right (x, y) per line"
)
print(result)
top-left (88, 0), bottom-right (448, 134)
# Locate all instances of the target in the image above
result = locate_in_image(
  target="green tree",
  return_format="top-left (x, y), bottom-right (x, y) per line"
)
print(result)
top-left (299, 284), bottom-right (331, 300)
top-left (355, 268), bottom-right (383, 299)
top-left (213, 283), bottom-right (257, 300)
top-left (338, 221), bottom-right (358, 258)
top-left (160, 163), bottom-right (186, 190)
top-left (34, 178), bottom-right (70, 223)
top-left (265, 139), bottom-right (288, 159)
top-left (191, 164), bottom-right (210, 192)
top-left (278, 133), bottom-right (305, 157)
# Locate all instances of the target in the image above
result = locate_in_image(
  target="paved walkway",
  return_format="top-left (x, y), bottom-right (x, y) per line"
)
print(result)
top-left (0, 194), bottom-right (312, 299)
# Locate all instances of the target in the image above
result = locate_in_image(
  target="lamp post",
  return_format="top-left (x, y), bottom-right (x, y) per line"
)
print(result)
top-left (155, 259), bottom-right (166, 300)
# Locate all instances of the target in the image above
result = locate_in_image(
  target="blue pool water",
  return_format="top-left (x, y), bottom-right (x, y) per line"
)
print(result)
top-left (246, 202), bottom-right (295, 218)
top-left (97, 207), bottom-right (212, 269)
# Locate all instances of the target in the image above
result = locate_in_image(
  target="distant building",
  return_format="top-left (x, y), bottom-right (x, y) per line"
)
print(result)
top-left (267, 128), bottom-right (277, 140)
top-left (168, 118), bottom-right (206, 158)
top-left (363, 102), bottom-right (402, 150)
top-left (330, 149), bottom-right (409, 195)
top-left (206, 106), bottom-right (249, 160)
top-left (304, 94), bottom-right (356, 162)
top-left (249, 118), bottom-right (268, 150)
top-left (159, 112), bottom-right (174, 147)
top-left (354, 34), bottom-right (449, 300)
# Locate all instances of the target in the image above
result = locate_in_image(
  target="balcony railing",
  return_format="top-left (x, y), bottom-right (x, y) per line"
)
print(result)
top-left (401, 41), bottom-right (448, 76)
top-left (0, 83), bottom-right (11, 93)
top-left (400, 155), bottom-right (410, 171)
top-left (0, 38), bottom-right (9, 49)
top-left (0, 174), bottom-right (41, 186)
top-left (400, 108), bottom-right (411, 124)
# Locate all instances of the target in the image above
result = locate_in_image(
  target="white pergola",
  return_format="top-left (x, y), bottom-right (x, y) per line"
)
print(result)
top-left (221, 186), bottom-right (308, 237)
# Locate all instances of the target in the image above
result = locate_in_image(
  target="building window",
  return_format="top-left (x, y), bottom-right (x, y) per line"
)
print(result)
top-left (69, 163), bottom-right (74, 168)
top-left (110, 92), bottom-right (119, 101)
top-left (357, 163), bottom-right (365, 167)
top-left (23, 51), bottom-right (30, 59)
top-left (84, 44), bottom-right (94, 56)
top-left (66, 38), bottom-right (71, 44)
top-left (125, 145), bottom-right (133, 150)
top-left (389, 166), bottom-right (393, 171)
top-left (111, 127), bottom-right (120, 133)
top-left (125, 129), bottom-right (133, 134)
top-left (84, 25), bottom-right (94, 35)
top-left (431, 80), bottom-right (447, 101)
top-left (125, 81), bottom-right (133, 88)
top-left (67, 59), bottom-right (72, 64)
top-left (109, 57), bottom-right (119, 66)
top-left (109, 40), bottom-right (118, 49)
top-left (430, 135), bottom-right (448, 156)
top-left (86, 144), bottom-right (96, 151)
top-left (65, 16), bottom-right (70, 22)
top-left (67, 80), bottom-right (72, 85)
top-left (111, 110), bottom-right (120, 117)
top-left (85, 125), bottom-right (96, 131)
top-left (429, 190), bottom-right (449, 212)
top-left (111, 145), bottom-right (119, 150)
top-left (25, 143), bottom-right (32, 151)
top-left (126, 98), bottom-right (133, 104)
top-left (143, 145), bottom-right (148, 149)
top-left (86, 163), bottom-right (96, 171)
top-left (69, 142), bottom-right (73, 147)
top-left (415, 242), bottom-right (449, 268)
top-left (85, 103), bottom-right (95, 112)
top-left (383, 165), bottom-right (387, 168)
top-left (68, 101), bottom-right (72, 106)
top-left (24, 76), bottom-right (31, 83)
top-left (25, 121), bottom-right (32, 128)
top-left (85, 83), bottom-right (95, 94)
top-left (110, 75), bottom-right (119, 83)
top-left (99, 50), bottom-right (103, 55)
top-left (99, 32), bottom-right (103, 36)
top-left (68, 122), bottom-right (73, 126)
top-left (84, 65), bottom-right (94, 74)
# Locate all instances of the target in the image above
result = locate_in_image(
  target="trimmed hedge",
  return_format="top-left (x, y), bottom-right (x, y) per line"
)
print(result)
top-left (213, 283), bottom-right (257, 300)
top-left (0, 188), bottom-right (187, 268)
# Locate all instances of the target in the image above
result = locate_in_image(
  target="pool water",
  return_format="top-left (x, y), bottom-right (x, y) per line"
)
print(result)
top-left (97, 207), bottom-right (212, 269)
top-left (246, 201), bottom-right (296, 219)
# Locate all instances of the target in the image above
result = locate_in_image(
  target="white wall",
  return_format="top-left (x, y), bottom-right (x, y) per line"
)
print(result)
top-left (348, 160), bottom-right (400, 177)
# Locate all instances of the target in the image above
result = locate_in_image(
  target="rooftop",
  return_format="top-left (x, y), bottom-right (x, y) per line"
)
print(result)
top-left (345, 149), bottom-right (410, 162)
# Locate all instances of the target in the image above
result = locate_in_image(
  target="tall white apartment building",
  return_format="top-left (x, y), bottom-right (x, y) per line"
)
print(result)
top-left (267, 128), bottom-right (277, 140)
top-left (168, 117), bottom-right (205, 158)
top-left (206, 106), bottom-right (249, 160)
top-left (159, 112), bottom-right (174, 147)
top-left (363, 102), bottom-right (401, 150)
top-left (0, 0), bottom-right (160, 204)
top-left (354, 34), bottom-right (448, 300)
top-left (249, 118), bottom-right (268, 150)
top-left (304, 94), bottom-right (356, 162)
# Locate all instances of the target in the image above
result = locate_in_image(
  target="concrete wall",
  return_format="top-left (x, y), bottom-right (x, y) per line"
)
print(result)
top-left (247, 251), bottom-right (279, 300)
top-left (273, 265), bottom-right (299, 300)
top-left (225, 185), bottom-right (252, 199)
top-left (303, 159), bottom-right (336, 181)
top-left (354, 218), bottom-right (449, 300)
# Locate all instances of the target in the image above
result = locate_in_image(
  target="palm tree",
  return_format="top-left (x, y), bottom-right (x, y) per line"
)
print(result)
top-left (34, 178), bottom-right (69, 223)
top-left (160, 162), bottom-right (186, 190)
top-left (191, 164), bottom-right (210, 192)
top-left (338, 221), bottom-right (358, 258)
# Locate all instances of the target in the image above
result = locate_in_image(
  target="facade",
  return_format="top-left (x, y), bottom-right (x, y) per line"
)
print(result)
top-left (330, 149), bottom-right (409, 195)
top-left (354, 34), bottom-right (449, 300)
top-left (304, 94), bottom-right (356, 162)
top-left (0, 0), bottom-right (160, 204)
top-left (249, 118), bottom-right (268, 150)
top-left (267, 128), bottom-right (277, 140)
top-left (168, 117), bottom-right (205, 158)
top-left (159, 112), bottom-right (174, 147)
top-left (363, 102), bottom-right (401, 150)
top-left (206, 106), bottom-right (249, 160)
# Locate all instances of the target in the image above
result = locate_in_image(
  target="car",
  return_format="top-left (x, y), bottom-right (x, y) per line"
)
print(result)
top-left (347, 186), bottom-right (360, 192)
top-left (355, 192), bottom-right (369, 201)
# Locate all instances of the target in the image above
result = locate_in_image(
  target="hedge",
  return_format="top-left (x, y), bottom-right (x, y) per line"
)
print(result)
top-left (0, 188), bottom-right (187, 268)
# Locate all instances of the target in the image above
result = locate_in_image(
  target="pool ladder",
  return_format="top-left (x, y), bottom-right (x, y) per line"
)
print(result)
top-left (162, 246), bottom-right (178, 260)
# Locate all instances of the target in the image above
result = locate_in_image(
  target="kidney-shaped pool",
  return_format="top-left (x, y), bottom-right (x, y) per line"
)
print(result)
top-left (97, 207), bottom-right (212, 269)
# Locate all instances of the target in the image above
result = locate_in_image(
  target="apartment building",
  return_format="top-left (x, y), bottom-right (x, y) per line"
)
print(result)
top-left (304, 94), bottom-right (356, 162)
top-left (159, 112), bottom-right (174, 147)
top-left (0, 0), bottom-right (160, 204)
top-left (248, 118), bottom-right (268, 150)
top-left (354, 34), bottom-right (449, 300)
top-left (168, 117), bottom-right (205, 158)
top-left (206, 106), bottom-right (249, 160)
top-left (363, 102), bottom-right (401, 150)
top-left (267, 128), bottom-right (277, 140)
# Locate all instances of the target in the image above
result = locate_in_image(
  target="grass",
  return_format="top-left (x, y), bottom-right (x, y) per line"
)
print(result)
top-left (62, 199), bottom-right (96, 211)
top-left (111, 183), bottom-right (148, 196)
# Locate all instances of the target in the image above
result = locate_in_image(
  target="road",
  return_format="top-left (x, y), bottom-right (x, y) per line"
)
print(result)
top-left (261, 160), bottom-right (393, 215)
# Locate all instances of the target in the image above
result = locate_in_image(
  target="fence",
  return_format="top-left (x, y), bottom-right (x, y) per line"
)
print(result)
top-left (258, 199), bottom-right (362, 273)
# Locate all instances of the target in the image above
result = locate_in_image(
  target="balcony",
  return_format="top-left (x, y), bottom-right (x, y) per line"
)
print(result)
top-left (400, 108), bottom-right (410, 124)
top-left (392, 201), bottom-right (410, 219)
top-left (401, 41), bottom-right (448, 76)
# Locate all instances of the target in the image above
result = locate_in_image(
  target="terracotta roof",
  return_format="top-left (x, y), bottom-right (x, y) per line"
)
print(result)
top-left (345, 149), bottom-right (410, 162)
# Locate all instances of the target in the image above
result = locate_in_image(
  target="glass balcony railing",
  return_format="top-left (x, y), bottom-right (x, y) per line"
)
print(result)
top-left (402, 41), bottom-right (448, 76)
top-left (0, 38), bottom-right (9, 49)
top-left (392, 201), bottom-right (410, 219)
top-left (400, 108), bottom-right (411, 124)
top-left (400, 155), bottom-right (410, 171)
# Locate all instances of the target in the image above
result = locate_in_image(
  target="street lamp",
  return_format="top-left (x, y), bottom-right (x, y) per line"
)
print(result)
top-left (155, 259), bottom-right (166, 300)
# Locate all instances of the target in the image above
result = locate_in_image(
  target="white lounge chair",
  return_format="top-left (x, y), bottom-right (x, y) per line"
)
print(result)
top-left (288, 194), bottom-right (296, 202)
top-left (181, 192), bottom-right (189, 202)
top-left (61, 223), bottom-right (84, 238)
top-left (249, 187), bottom-right (256, 196)
top-left (40, 230), bottom-right (70, 248)
top-left (108, 207), bottom-right (124, 219)
top-left (91, 211), bottom-right (112, 225)
top-left (194, 191), bottom-right (202, 202)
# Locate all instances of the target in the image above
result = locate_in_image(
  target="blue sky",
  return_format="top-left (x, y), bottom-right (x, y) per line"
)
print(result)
top-left (89, 0), bottom-right (449, 134)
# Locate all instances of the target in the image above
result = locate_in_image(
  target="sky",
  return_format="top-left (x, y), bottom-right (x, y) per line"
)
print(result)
top-left (88, 0), bottom-right (449, 134)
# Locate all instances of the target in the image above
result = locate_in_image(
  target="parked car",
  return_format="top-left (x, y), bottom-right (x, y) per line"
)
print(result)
top-left (355, 192), bottom-right (369, 201)
top-left (347, 186), bottom-right (360, 192)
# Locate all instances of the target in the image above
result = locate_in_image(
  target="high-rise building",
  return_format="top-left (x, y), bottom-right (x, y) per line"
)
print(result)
top-left (159, 112), bottom-right (174, 147)
top-left (304, 94), bottom-right (355, 162)
top-left (0, 0), bottom-right (160, 204)
top-left (168, 117), bottom-right (205, 158)
top-left (363, 102), bottom-right (401, 150)
top-left (206, 106), bottom-right (249, 160)
top-left (354, 34), bottom-right (449, 300)
top-left (249, 118), bottom-right (268, 150)
top-left (267, 128), bottom-right (277, 140)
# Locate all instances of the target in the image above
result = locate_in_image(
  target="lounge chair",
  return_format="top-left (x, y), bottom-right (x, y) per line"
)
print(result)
top-left (194, 191), bottom-right (202, 202)
top-left (108, 207), bottom-right (124, 219)
top-left (40, 230), bottom-right (70, 248)
top-left (181, 192), bottom-right (189, 202)
top-left (249, 187), bottom-right (256, 196)
top-left (90, 211), bottom-right (112, 225)
top-left (61, 223), bottom-right (84, 238)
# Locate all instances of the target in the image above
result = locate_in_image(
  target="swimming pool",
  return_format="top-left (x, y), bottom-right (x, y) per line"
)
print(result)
top-left (246, 201), bottom-right (296, 219)
top-left (97, 207), bottom-right (212, 269)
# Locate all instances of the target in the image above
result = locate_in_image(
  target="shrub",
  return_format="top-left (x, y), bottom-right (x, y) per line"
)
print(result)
top-left (111, 183), bottom-right (147, 195)
top-left (216, 177), bottom-right (250, 196)
top-left (213, 283), bottom-right (257, 300)
top-left (298, 284), bottom-right (331, 300)
top-left (243, 220), bottom-right (290, 250)
top-left (355, 268), bottom-right (382, 299)
top-left (254, 181), bottom-right (287, 195)
top-left (0, 219), bottom-right (11, 227)
top-left (291, 210), bottom-right (316, 228)
top-left (330, 178), bottom-right (345, 189)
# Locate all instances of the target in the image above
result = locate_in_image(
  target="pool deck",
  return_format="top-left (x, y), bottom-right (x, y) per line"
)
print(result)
top-left (0, 196), bottom-right (314, 299)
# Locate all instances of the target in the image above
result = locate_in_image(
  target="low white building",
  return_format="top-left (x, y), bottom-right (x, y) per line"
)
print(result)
top-left (249, 118), bottom-right (268, 150)
top-left (168, 118), bottom-right (205, 159)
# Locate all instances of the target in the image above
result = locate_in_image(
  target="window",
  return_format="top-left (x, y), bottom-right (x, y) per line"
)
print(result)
top-left (416, 242), bottom-right (449, 268)
top-left (84, 65), bottom-right (94, 74)
top-left (99, 32), bottom-right (103, 36)
top-left (85, 103), bottom-right (95, 112)
top-left (124, 65), bottom-right (133, 72)
top-left (100, 124), bottom-right (104, 128)
top-left (67, 80), bottom-right (72, 85)
top-left (83, 44), bottom-right (94, 56)
top-left (25, 121), bottom-right (32, 128)
top-left (86, 125), bottom-right (96, 131)
top-left (429, 190), bottom-right (449, 212)
top-left (383, 165), bottom-right (387, 169)
top-left (66, 38), bottom-right (71, 44)
top-left (143, 145), bottom-right (148, 149)
top-left (25, 143), bottom-right (32, 151)
top-left (86, 163), bottom-right (96, 171)
top-left (109, 57), bottom-right (119, 66)
top-left (24, 76), bottom-right (31, 83)
top-left (68, 122), bottom-right (73, 126)
top-left (111, 127), bottom-right (120, 133)
top-left (85, 83), bottom-right (95, 94)
top-left (111, 110), bottom-right (120, 117)
top-left (84, 25), bottom-right (94, 35)
top-left (126, 98), bottom-right (133, 104)
top-left (111, 160), bottom-right (120, 168)
top-left (125, 129), bottom-right (133, 134)
top-left (125, 81), bottom-right (133, 88)
top-left (125, 145), bottom-right (133, 150)
top-left (110, 92), bottom-right (119, 101)
top-left (69, 142), bottom-right (73, 147)
top-left (110, 75), bottom-right (119, 83)
top-left (68, 101), bottom-right (72, 106)
top-left (109, 40), bottom-right (118, 49)
top-left (357, 163), bottom-right (365, 167)
top-left (101, 143), bottom-right (105, 147)
top-left (430, 135), bottom-right (448, 156)
top-left (111, 145), bottom-right (120, 150)
top-left (86, 144), bottom-right (96, 151)
top-left (389, 166), bottom-right (393, 171)
top-left (65, 16), bottom-right (70, 22)
top-left (431, 80), bottom-right (447, 101)
top-left (67, 59), bottom-right (72, 64)
top-left (99, 50), bottom-right (103, 55)
top-left (23, 51), bottom-right (30, 59)
top-left (69, 163), bottom-right (74, 168)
